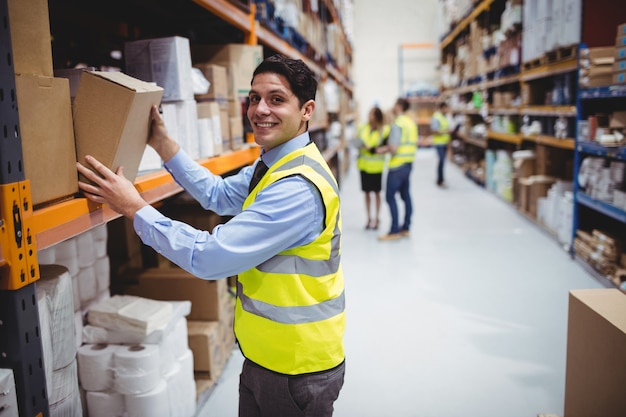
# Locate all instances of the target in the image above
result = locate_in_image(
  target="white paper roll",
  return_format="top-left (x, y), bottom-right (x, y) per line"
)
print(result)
top-left (92, 225), bottom-right (108, 258)
top-left (165, 353), bottom-right (196, 417)
top-left (86, 391), bottom-right (125, 417)
top-left (125, 379), bottom-right (169, 417)
top-left (76, 230), bottom-right (96, 268)
top-left (54, 238), bottom-right (80, 276)
top-left (37, 264), bottom-right (77, 370)
top-left (160, 317), bottom-right (189, 376)
top-left (113, 344), bottom-right (161, 395)
top-left (37, 246), bottom-right (56, 264)
top-left (77, 344), bottom-right (118, 392)
top-left (94, 255), bottom-right (111, 294)
top-left (78, 264), bottom-right (98, 305)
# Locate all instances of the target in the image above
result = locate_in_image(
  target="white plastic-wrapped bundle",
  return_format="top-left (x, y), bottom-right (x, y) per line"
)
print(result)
top-left (48, 359), bottom-right (82, 417)
top-left (75, 229), bottom-right (97, 268)
top-left (37, 264), bottom-right (77, 370)
top-left (37, 288), bottom-right (54, 396)
top-left (87, 295), bottom-right (173, 336)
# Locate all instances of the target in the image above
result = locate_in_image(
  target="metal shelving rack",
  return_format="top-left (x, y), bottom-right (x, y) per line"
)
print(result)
top-left (1, 0), bottom-right (353, 414)
top-left (0, 0), bottom-right (48, 415)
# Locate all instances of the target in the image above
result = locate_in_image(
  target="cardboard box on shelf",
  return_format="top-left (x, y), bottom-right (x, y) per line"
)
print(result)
top-left (193, 64), bottom-right (229, 101)
top-left (15, 74), bottom-right (78, 206)
top-left (191, 44), bottom-right (263, 98)
top-left (564, 289), bottom-right (626, 417)
top-left (616, 46), bottom-right (626, 61)
top-left (613, 71), bottom-right (626, 84)
top-left (187, 320), bottom-right (224, 375)
top-left (7, 0), bottom-right (53, 76)
top-left (229, 116), bottom-right (244, 151)
top-left (73, 71), bottom-right (164, 184)
top-left (53, 67), bottom-right (96, 99)
top-left (124, 36), bottom-right (194, 102)
top-left (121, 267), bottom-right (229, 321)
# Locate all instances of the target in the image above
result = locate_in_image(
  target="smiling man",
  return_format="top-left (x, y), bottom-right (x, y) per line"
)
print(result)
top-left (77, 54), bottom-right (346, 417)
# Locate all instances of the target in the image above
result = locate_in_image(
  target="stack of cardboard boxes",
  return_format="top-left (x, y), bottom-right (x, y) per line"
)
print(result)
top-left (8, 0), bottom-right (78, 207)
top-left (573, 229), bottom-right (626, 288)
top-left (613, 23), bottom-right (626, 84)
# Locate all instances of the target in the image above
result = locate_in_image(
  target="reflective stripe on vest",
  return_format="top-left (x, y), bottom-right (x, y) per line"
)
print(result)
top-left (236, 143), bottom-right (345, 375)
top-left (432, 111), bottom-right (451, 145)
top-left (357, 124), bottom-right (388, 174)
top-left (388, 114), bottom-right (418, 169)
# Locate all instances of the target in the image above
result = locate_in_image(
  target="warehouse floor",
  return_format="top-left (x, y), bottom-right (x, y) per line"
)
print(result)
top-left (196, 147), bottom-right (604, 417)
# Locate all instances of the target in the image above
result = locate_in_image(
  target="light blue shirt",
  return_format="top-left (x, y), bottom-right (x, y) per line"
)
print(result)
top-left (134, 132), bottom-right (324, 280)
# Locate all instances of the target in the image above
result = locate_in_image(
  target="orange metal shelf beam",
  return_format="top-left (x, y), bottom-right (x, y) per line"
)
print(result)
top-left (33, 146), bottom-right (260, 250)
top-left (440, 0), bottom-right (496, 49)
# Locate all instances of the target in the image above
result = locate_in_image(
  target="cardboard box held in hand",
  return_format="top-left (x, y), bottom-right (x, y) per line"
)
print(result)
top-left (73, 71), bottom-right (164, 184)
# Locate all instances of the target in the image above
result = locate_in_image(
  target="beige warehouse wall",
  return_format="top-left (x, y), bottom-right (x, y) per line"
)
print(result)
top-left (352, 0), bottom-right (440, 123)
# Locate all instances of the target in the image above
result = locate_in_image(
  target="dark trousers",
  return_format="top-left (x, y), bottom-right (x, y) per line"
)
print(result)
top-left (435, 144), bottom-right (448, 184)
top-left (239, 359), bottom-right (345, 417)
top-left (385, 163), bottom-right (413, 234)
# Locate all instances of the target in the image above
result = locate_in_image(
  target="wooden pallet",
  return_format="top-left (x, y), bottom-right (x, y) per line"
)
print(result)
top-left (522, 45), bottom-right (578, 71)
top-left (545, 44), bottom-right (578, 64)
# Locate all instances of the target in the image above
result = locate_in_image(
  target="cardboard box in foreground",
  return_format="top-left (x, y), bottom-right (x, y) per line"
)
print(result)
top-left (73, 71), bottom-right (163, 183)
top-left (563, 289), bottom-right (626, 417)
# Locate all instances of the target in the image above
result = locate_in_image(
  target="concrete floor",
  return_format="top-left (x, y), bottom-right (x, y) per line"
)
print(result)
top-left (196, 147), bottom-right (603, 417)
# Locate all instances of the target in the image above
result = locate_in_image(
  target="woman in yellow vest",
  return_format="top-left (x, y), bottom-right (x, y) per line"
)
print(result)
top-left (76, 55), bottom-right (345, 417)
top-left (356, 106), bottom-right (389, 230)
top-left (431, 101), bottom-right (451, 187)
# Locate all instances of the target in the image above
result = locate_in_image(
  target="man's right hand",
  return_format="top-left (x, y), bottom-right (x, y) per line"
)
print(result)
top-left (147, 105), bottom-right (180, 162)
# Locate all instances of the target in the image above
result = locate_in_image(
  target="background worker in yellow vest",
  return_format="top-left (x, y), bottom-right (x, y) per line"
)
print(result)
top-left (431, 101), bottom-right (452, 187)
top-left (77, 55), bottom-right (346, 417)
top-left (356, 106), bottom-right (389, 230)
top-left (377, 97), bottom-right (419, 241)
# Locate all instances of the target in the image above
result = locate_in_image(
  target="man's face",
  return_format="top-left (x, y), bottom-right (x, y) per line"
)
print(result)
top-left (247, 72), bottom-right (314, 150)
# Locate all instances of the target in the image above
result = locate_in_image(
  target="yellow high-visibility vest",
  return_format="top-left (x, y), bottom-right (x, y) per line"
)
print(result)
top-left (357, 123), bottom-right (389, 174)
top-left (388, 114), bottom-right (418, 169)
top-left (432, 111), bottom-right (451, 145)
top-left (237, 143), bottom-right (345, 375)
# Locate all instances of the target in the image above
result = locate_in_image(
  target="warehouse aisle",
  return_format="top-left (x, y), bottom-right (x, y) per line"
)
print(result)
top-left (196, 147), bottom-right (604, 417)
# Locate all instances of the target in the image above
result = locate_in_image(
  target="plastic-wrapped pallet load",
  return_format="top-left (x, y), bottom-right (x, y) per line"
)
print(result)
top-left (37, 264), bottom-right (83, 416)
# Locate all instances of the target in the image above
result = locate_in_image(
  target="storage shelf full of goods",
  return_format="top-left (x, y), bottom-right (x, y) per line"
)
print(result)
top-left (573, 82), bottom-right (626, 289)
top-left (439, 0), bottom-right (626, 253)
top-left (1, 0), bottom-right (354, 415)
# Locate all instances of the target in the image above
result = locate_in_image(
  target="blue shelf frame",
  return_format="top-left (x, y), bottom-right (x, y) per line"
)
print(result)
top-left (579, 85), bottom-right (626, 99)
top-left (576, 192), bottom-right (626, 224)
top-left (577, 141), bottom-right (626, 160)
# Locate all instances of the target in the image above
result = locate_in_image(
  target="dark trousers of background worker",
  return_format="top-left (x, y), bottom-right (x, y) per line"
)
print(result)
top-left (385, 163), bottom-right (413, 234)
top-left (435, 144), bottom-right (448, 185)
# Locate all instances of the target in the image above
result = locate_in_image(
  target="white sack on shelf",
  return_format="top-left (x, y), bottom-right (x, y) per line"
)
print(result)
top-left (37, 287), bottom-right (54, 397)
top-left (87, 295), bottom-right (173, 336)
top-left (49, 359), bottom-right (79, 406)
top-left (37, 264), bottom-right (77, 370)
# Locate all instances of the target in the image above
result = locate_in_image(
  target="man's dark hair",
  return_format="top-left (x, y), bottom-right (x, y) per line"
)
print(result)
top-left (438, 101), bottom-right (449, 110)
top-left (252, 54), bottom-right (318, 107)
top-left (395, 98), bottom-right (409, 112)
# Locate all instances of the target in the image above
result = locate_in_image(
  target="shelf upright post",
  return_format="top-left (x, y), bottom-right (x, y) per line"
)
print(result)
top-left (0, 0), bottom-right (48, 415)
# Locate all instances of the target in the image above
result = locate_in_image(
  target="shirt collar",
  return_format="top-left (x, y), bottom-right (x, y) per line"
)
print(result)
top-left (260, 132), bottom-right (311, 168)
